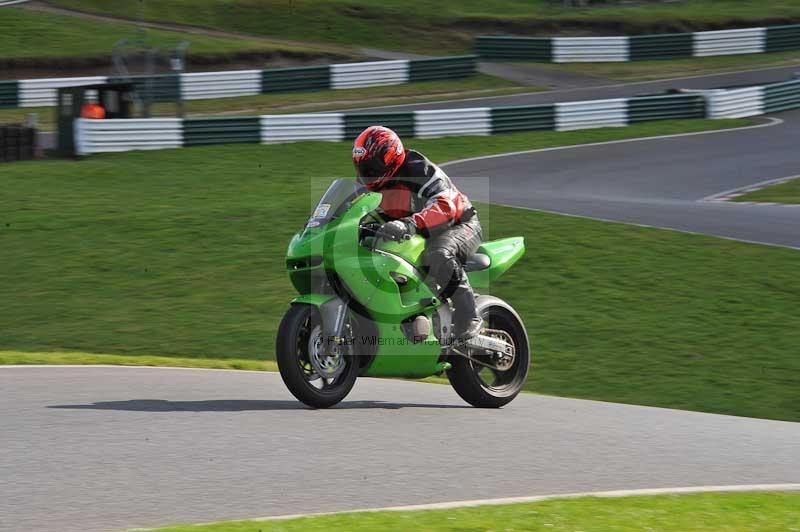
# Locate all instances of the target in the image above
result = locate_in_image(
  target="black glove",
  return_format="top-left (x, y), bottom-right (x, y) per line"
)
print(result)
top-left (380, 218), bottom-right (416, 241)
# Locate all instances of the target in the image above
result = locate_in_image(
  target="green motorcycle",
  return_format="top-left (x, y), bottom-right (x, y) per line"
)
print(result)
top-left (277, 179), bottom-right (530, 408)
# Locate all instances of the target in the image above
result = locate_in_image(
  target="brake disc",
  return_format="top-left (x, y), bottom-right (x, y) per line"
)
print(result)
top-left (307, 324), bottom-right (347, 380)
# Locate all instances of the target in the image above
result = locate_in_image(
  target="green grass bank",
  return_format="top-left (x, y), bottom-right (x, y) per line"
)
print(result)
top-left (47, 0), bottom-right (800, 54)
top-left (734, 176), bottom-right (800, 204)
top-left (3, 118), bottom-right (800, 422)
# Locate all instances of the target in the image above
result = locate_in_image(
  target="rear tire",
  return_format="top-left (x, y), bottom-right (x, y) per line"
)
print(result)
top-left (276, 304), bottom-right (358, 408)
top-left (447, 296), bottom-right (530, 408)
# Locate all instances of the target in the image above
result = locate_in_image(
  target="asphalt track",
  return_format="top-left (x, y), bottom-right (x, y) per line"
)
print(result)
top-left (444, 114), bottom-right (800, 250)
top-left (2, 366), bottom-right (799, 532)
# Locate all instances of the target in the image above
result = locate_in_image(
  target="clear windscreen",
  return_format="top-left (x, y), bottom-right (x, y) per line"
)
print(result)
top-left (305, 179), bottom-right (365, 229)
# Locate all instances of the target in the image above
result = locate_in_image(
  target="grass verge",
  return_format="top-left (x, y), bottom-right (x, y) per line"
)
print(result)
top-left (733, 176), bottom-right (800, 204)
top-left (0, 7), bottom-right (323, 61)
top-left (165, 75), bottom-right (531, 116)
top-left (517, 51), bottom-right (800, 82)
top-left (0, 75), bottom-right (531, 131)
top-left (146, 492), bottom-right (800, 531)
top-left (5, 118), bottom-right (800, 422)
top-left (46, 0), bottom-right (800, 54)
top-left (0, 351), bottom-right (277, 371)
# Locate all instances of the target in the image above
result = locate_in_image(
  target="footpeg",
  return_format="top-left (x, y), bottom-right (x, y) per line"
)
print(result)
top-left (434, 361), bottom-right (452, 375)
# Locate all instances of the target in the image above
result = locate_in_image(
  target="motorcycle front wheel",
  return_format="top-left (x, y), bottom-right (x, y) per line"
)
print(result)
top-left (447, 296), bottom-right (530, 408)
top-left (276, 304), bottom-right (359, 408)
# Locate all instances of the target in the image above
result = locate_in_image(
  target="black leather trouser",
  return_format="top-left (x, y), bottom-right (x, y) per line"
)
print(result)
top-left (422, 216), bottom-right (482, 300)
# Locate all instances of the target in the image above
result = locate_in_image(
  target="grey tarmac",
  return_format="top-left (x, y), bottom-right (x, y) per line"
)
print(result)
top-left (443, 114), bottom-right (800, 249)
top-left (2, 366), bottom-right (799, 532)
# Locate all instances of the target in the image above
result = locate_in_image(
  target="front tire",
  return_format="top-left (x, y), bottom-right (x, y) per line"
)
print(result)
top-left (276, 304), bottom-right (358, 408)
top-left (447, 296), bottom-right (530, 408)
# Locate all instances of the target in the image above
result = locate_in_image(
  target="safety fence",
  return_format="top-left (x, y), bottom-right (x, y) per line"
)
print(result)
top-left (73, 92), bottom-right (705, 155)
top-left (0, 56), bottom-right (477, 109)
top-left (477, 25), bottom-right (800, 62)
top-left (699, 87), bottom-right (765, 119)
top-left (683, 76), bottom-right (800, 118)
top-left (75, 118), bottom-right (183, 154)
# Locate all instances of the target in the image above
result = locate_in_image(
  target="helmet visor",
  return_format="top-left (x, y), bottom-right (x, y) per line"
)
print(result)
top-left (355, 158), bottom-right (388, 185)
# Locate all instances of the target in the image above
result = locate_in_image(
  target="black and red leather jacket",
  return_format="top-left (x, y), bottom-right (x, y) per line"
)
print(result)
top-left (374, 150), bottom-right (475, 236)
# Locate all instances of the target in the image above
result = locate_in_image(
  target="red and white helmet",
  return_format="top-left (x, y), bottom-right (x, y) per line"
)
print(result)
top-left (352, 125), bottom-right (406, 190)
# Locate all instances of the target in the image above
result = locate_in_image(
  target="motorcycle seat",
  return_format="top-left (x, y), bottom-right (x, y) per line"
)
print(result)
top-left (464, 252), bottom-right (491, 272)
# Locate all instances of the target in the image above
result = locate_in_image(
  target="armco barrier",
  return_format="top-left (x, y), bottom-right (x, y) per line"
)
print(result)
top-left (553, 37), bottom-right (629, 62)
top-left (344, 112), bottom-right (415, 139)
top-left (693, 28), bottom-right (765, 57)
top-left (261, 65), bottom-right (330, 93)
top-left (414, 108), bottom-right (492, 138)
top-left (556, 99), bottom-right (628, 131)
top-left (0, 56), bottom-right (477, 110)
top-left (71, 79), bottom-right (800, 156)
top-left (409, 56), bottom-right (477, 82)
top-left (19, 76), bottom-right (105, 107)
top-left (330, 60), bottom-right (408, 89)
top-left (0, 80), bottom-right (19, 108)
top-left (181, 70), bottom-right (262, 100)
top-left (763, 79), bottom-right (800, 113)
top-left (477, 25), bottom-right (800, 62)
top-left (75, 118), bottom-right (183, 154)
top-left (704, 87), bottom-right (765, 119)
top-left (629, 34), bottom-right (693, 61)
top-left (628, 93), bottom-right (706, 123)
top-left (183, 117), bottom-right (261, 146)
top-left (766, 25), bottom-right (800, 52)
top-left (475, 36), bottom-right (551, 61)
top-left (490, 105), bottom-right (555, 133)
top-left (261, 113), bottom-right (344, 143)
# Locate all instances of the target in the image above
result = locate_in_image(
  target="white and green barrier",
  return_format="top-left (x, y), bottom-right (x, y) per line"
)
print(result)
top-left (700, 87), bottom-right (765, 119)
top-left (73, 92), bottom-right (705, 155)
top-left (60, 67), bottom-right (800, 156)
top-left (0, 56), bottom-right (476, 110)
top-left (764, 79), bottom-right (800, 112)
top-left (477, 25), bottom-right (800, 62)
top-left (73, 76), bottom-right (800, 155)
top-left (75, 118), bottom-right (183, 154)
top-left (684, 77), bottom-right (800, 118)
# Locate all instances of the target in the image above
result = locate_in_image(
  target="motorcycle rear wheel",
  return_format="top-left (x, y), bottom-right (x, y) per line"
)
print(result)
top-left (276, 304), bottom-right (359, 408)
top-left (447, 296), bottom-right (530, 408)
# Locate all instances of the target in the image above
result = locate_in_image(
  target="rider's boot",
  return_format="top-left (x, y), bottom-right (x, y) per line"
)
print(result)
top-left (450, 281), bottom-right (483, 342)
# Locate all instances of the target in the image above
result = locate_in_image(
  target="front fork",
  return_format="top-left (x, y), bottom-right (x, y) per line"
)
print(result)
top-left (318, 296), bottom-right (350, 347)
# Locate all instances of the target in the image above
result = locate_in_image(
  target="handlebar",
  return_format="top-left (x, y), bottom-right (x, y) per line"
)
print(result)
top-left (360, 223), bottom-right (411, 251)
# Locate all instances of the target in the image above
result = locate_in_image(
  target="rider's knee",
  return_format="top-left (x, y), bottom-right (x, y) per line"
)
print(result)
top-left (425, 247), bottom-right (455, 267)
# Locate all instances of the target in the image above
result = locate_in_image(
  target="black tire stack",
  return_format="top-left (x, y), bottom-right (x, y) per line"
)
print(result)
top-left (1, 124), bottom-right (36, 163)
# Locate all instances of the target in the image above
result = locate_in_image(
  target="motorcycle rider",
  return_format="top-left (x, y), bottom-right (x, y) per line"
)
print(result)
top-left (352, 125), bottom-right (483, 341)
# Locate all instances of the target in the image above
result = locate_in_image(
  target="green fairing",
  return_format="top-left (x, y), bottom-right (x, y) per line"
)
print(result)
top-left (376, 233), bottom-right (427, 267)
top-left (285, 183), bottom-right (524, 378)
top-left (468, 237), bottom-right (526, 289)
top-left (290, 293), bottom-right (336, 307)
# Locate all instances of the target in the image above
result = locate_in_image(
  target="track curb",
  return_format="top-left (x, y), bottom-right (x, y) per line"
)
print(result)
top-left (701, 173), bottom-right (800, 204)
top-left (129, 484), bottom-right (800, 529)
